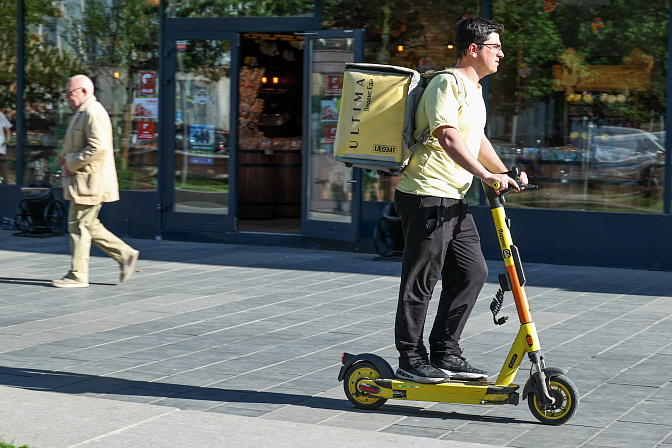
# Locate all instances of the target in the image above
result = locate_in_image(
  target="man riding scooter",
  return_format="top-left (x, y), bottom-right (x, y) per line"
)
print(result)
top-left (394, 16), bottom-right (528, 383)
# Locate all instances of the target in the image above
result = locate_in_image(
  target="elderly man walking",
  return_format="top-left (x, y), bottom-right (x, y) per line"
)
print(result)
top-left (52, 75), bottom-right (139, 288)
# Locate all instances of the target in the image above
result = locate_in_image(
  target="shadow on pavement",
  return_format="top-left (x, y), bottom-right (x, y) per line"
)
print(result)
top-left (0, 365), bottom-right (532, 424)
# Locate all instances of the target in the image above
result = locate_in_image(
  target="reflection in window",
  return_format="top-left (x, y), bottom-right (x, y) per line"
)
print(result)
top-left (173, 39), bottom-right (231, 215)
top-left (491, 0), bottom-right (667, 213)
top-left (0, 1), bottom-right (33, 185)
top-left (308, 37), bottom-right (356, 223)
top-left (321, 0), bottom-right (481, 203)
top-left (20, 0), bottom-right (160, 191)
top-left (166, 0), bottom-right (315, 18)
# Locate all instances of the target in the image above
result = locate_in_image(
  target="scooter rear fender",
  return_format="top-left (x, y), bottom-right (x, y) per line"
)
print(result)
top-left (338, 352), bottom-right (395, 382)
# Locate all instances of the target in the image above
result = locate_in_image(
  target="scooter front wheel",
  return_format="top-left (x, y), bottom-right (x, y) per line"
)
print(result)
top-left (527, 374), bottom-right (579, 425)
top-left (343, 361), bottom-right (387, 410)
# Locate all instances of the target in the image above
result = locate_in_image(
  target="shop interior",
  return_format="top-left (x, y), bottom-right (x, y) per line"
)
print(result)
top-left (237, 33), bottom-right (304, 234)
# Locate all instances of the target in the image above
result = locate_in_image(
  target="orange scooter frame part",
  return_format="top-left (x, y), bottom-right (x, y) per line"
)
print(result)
top-left (491, 206), bottom-right (532, 324)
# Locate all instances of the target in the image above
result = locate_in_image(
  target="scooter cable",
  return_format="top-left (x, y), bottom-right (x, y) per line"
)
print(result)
top-left (490, 288), bottom-right (509, 325)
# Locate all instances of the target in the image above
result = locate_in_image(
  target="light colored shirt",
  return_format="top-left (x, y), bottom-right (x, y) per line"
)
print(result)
top-left (0, 112), bottom-right (12, 155)
top-left (396, 70), bottom-right (486, 198)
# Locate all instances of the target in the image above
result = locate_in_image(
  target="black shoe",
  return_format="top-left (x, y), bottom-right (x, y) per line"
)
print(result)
top-left (396, 360), bottom-right (449, 384)
top-left (432, 355), bottom-right (488, 380)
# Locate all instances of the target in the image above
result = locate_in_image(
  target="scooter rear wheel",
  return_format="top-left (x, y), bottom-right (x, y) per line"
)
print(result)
top-left (343, 361), bottom-right (387, 410)
top-left (527, 374), bottom-right (579, 425)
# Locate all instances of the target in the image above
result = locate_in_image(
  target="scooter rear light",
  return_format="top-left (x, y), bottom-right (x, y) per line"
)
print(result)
top-left (341, 352), bottom-right (353, 364)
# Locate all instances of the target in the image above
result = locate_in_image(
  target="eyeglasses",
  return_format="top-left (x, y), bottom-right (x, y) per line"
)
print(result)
top-left (65, 87), bottom-right (83, 96)
top-left (478, 43), bottom-right (503, 52)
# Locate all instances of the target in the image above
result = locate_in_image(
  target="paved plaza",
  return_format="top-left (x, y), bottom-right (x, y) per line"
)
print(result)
top-left (0, 229), bottom-right (671, 447)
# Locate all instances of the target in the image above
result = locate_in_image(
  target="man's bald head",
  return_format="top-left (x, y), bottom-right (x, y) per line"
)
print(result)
top-left (65, 75), bottom-right (94, 110)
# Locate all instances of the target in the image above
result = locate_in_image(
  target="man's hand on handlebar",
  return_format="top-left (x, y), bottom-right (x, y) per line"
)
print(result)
top-left (487, 170), bottom-right (529, 195)
top-left (518, 170), bottom-right (529, 186)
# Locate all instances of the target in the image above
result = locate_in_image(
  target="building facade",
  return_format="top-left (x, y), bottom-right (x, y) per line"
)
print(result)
top-left (2, 0), bottom-right (671, 270)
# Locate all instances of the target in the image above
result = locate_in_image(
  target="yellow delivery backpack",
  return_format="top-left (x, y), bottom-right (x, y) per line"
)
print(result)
top-left (333, 63), bottom-right (465, 174)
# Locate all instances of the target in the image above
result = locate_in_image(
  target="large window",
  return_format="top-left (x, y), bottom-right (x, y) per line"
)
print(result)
top-left (20, 0), bottom-right (160, 191)
top-left (323, 0), bottom-right (669, 214)
top-left (490, 0), bottom-right (668, 213)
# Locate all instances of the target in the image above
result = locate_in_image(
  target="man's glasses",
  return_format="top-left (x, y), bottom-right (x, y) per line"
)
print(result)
top-left (478, 43), bottom-right (503, 52)
top-left (65, 87), bottom-right (83, 96)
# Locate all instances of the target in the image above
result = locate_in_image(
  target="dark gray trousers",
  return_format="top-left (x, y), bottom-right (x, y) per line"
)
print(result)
top-left (394, 190), bottom-right (488, 369)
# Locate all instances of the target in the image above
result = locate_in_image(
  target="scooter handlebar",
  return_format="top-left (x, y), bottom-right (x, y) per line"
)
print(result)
top-left (483, 167), bottom-right (538, 207)
top-left (498, 182), bottom-right (538, 196)
top-left (492, 166), bottom-right (538, 196)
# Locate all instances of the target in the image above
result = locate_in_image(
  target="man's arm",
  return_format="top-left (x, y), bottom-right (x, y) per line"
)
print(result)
top-left (478, 134), bottom-right (528, 185)
top-left (65, 107), bottom-right (112, 172)
top-left (434, 126), bottom-right (518, 191)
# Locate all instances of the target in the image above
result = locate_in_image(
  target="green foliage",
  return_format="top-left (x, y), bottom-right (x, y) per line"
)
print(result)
top-left (177, 40), bottom-right (232, 78)
top-left (0, 0), bottom-right (59, 36)
top-left (492, 0), bottom-right (565, 108)
top-left (322, 0), bottom-right (391, 61)
top-left (0, 440), bottom-right (31, 448)
top-left (0, 0), bottom-right (62, 108)
top-left (552, 0), bottom-right (668, 124)
top-left (492, 0), bottom-right (668, 125)
top-left (23, 45), bottom-right (86, 106)
top-left (65, 0), bottom-right (160, 75)
top-left (168, 0), bottom-right (314, 17)
top-left (322, 0), bottom-right (481, 63)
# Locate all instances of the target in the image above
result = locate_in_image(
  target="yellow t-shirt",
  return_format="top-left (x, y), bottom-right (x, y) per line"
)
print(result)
top-left (396, 70), bottom-right (486, 198)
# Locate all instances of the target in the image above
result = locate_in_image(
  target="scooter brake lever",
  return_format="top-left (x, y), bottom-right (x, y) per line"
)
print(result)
top-left (499, 183), bottom-right (538, 196)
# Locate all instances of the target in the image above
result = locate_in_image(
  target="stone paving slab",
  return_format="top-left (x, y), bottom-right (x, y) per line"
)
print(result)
top-left (0, 385), bottom-right (499, 448)
top-left (0, 229), bottom-right (671, 447)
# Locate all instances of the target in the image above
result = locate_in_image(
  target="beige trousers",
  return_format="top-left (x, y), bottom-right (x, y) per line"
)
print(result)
top-left (66, 202), bottom-right (134, 282)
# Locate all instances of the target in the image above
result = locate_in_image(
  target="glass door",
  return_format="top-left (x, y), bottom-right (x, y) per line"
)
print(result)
top-left (162, 30), bottom-right (238, 233)
top-left (302, 29), bottom-right (364, 241)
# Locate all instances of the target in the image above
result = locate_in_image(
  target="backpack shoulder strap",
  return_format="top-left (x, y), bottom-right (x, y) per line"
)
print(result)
top-left (415, 68), bottom-right (466, 145)
top-left (421, 68), bottom-right (466, 106)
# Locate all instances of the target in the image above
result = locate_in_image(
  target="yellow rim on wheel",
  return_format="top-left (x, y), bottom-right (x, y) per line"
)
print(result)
top-left (533, 384), bottom-right (571, 419)
top-left (344, 361), bottom-right (387, 409)
top-left (528, 375), bottom-right (579, 425)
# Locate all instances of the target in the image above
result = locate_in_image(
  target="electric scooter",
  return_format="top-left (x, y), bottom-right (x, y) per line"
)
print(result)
top-left (338, 167), bottom-right (579, 425)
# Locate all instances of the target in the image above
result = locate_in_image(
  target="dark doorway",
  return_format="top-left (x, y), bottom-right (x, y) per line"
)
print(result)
top-left (237, 33), bottom-right (304, 234)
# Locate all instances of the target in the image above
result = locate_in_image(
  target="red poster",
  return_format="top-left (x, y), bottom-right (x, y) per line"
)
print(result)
top-left (140, 72), bottom-right (156, 95)
top-left (137, 121), bottom-right (155, 140)
top-left (324, 125), bottom-right (337, 144)
top-left (326, 75), bottom-right (343, 95)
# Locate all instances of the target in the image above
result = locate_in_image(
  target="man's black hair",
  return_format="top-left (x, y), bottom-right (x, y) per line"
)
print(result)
top-left (455, 16), bottom-right (504, 59)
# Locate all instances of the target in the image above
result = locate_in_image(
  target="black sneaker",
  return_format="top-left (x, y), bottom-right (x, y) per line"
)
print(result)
top-left (396, 360), bottom-right (449, 384)
top-left (432, 355), bottom-right (488, 380)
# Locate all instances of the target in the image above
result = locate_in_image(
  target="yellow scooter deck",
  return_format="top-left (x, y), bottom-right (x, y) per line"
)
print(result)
top-left (356, 378), bottom-right (520, 405)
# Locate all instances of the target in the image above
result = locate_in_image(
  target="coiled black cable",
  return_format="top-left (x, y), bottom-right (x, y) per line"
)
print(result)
top-left (490, 288), bottom-right (509, 325)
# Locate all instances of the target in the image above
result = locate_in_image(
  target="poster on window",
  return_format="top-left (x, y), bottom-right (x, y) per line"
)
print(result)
top-left (133, 98), bottom-right (158, 118)
top-left (137, 121), bottom-right (155, 140)
top-left (140, 72), bottom-right (156, 95)
top-left (324, 125), bottom-right (337, 144)
top-left (189, 124), bottom-right (215, 151)
top-left (321, 99), bottom-right (339, 122)
top-left (326, 75), bottom-right (343, 95)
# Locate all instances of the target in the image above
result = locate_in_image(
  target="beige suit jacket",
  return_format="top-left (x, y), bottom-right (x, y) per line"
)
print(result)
top-left (62, 95), bottom-right (119, 205)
